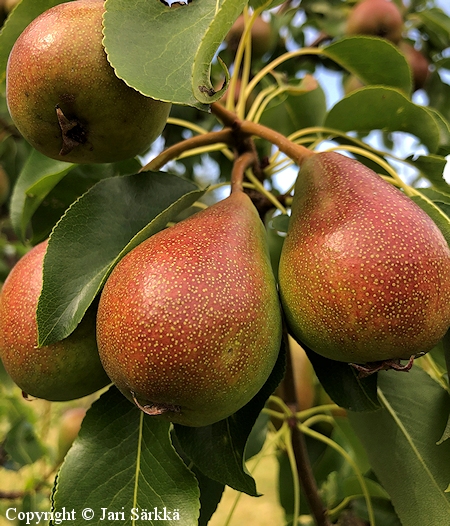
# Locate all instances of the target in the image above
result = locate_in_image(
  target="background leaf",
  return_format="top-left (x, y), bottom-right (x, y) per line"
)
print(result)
top-left (52, 387), bottom-right (200, 526)
top-left (37, 172), bottom-right (204, 346)
top-left (259, 75), bottom-right (327, 137)
top-left (322, 37), bottom-right (412, 95)
top-left (3, 419), bottom-right (46, 467)
top-left (349, 365), bottom-right (450, 526)
top-left (410, 191), bottom-right (450, 245)
top-left (9, 149), bottom-right (75, 241)
top-left (304, 345), bottom-right (380, 412)
top-left (325, 87), bottom-right (443, 152)
top-left (407, 154), bottom-right (449, 191)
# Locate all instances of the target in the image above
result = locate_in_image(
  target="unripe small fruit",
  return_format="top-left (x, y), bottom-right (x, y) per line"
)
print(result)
top-left (0, 165), bottom-right (10, 205)
top-left (0, 241), bottom-right (110, 401)
top-left (6, 0), bottom-right (171, 164)
top-left (57, 407), bottom-right (86, 461)
top-left (346, 0), bottom-right (404, 43)
top-left (225, 15), bottom-right (274, 58)
top-left (398, 41), bottom-right (430, 90)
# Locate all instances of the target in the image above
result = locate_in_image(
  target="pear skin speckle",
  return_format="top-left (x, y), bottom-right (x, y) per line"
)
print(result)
top-left (0, 241), bottom-right (110, 401)
top-left (279, 151), bottom-right (450, 363)
top-left (96, 191), bottom-right (282, 427)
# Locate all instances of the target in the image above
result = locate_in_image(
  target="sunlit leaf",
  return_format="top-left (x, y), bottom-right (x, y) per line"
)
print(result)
top-left (103, 0), bottom-right (246, 109)
top-left (323, 37), bottom-right (412, 95)
top-left (325, 87), bottom-right (442, 152)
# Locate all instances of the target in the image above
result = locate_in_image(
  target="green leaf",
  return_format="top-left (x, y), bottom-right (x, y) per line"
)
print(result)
top-left (410, 192), bottom-right (450, 246)
top-left (324, 86), bottom-right (441, 153)
top-left (52, 387), bottom-right (200, 525)
top-left (37, 172), bottom-right (204, 346)
top-left (304, 345), bottom-right (380, 412)
top-left (9, 149), bottom-right (75, 242)
top-left (0, 0), bottom-right (66, 82)
top-left (30, 159), bottom-right (141, 244)
top-left (3, 419), bottom-right (46, 466)
top-left (406, 154), bottom-right (449, 191)
top-left (323, 37), bottom-right (412, 95)
top-left (418, 187), bottom-right (450, 205)
top-left (414, 8), bottom-right (450, 50)
top-left (103, 0), bottom-right (246, 109)
top-left (174, 339), bottom-right (286, 496)
top-left (192, 468), bottom-right (225, 526)
top-left (423, 106), bottom-right (450, 153)
top-left (349, 366), bottom-right (450, 526)
top-left (322, 472), bottom-right (389, 509)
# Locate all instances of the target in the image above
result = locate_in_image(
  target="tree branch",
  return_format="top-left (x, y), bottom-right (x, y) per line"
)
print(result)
top-left (211, 102), bottom-right (315, 167)
top-left (282, 329), bottom-right (333, 526)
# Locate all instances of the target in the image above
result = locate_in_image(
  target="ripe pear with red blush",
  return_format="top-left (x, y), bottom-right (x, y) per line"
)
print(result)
top-left (6, 0), bottom-right (170, 164)
top-left (96, 189), bottom-right (282, 427)
top-left (0, 241), bottom-right (110, 401)
top-left (278, 151), bottom-right (450, 364)
top-left (346, 0), bottom-right (404, 43)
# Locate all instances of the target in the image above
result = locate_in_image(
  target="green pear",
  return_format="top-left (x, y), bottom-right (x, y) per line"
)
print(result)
top-left (57, 407), bottom-right (86, 462)
top-left (0, 240), bottom-right (110, 401)
top-left (96, 190), bottom-right (282, 427)
top-left (278, 151), bottom-right (450, 364)
top-left (6, 0), bottom-right (170, 164)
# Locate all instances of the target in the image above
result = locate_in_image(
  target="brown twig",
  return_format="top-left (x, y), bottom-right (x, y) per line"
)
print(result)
top-left (211, 102), bottom-right (315, 167)
top-left (0, 490), bottom-right (24, 500)
top-left (282, 329), bottom-right (332, 526)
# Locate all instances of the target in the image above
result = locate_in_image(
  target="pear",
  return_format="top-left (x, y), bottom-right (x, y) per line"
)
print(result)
top-left (345, 0), bottom-right (404, 44)
top-left (6, 0), bottom-right (170, 163)
top-left (96, 190), bottom-right (282, 427)
top-left (278, 151), bottom-right (450, 364)
top-left (0, 241), bottom-right (110, 401)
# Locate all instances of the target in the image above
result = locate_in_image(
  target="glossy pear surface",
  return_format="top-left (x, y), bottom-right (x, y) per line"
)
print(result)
top-left (0, 241), bottom-right (110, 400)
top-left (6, 0), bottom-right (170, 164)
top-left (96, 191), bottom-right (282, 427)
top-left (279, 151), bottom-right (450, 363)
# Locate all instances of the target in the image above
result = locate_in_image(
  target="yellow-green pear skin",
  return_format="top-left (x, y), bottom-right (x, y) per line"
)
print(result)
top-left (278, 151), bottom-right (450, 364)
top-left (96, 191), bottom-right (282, 427)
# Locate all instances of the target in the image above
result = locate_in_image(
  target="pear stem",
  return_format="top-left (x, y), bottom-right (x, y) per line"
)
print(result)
top-left (211, 102), bottom-right (315, 167)
top-left (230, 151), bottom-right (256, 194)
top-left (139, 128), bottom-right (234, 172)
top-left (282, 329), bottom-right (333, 526)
